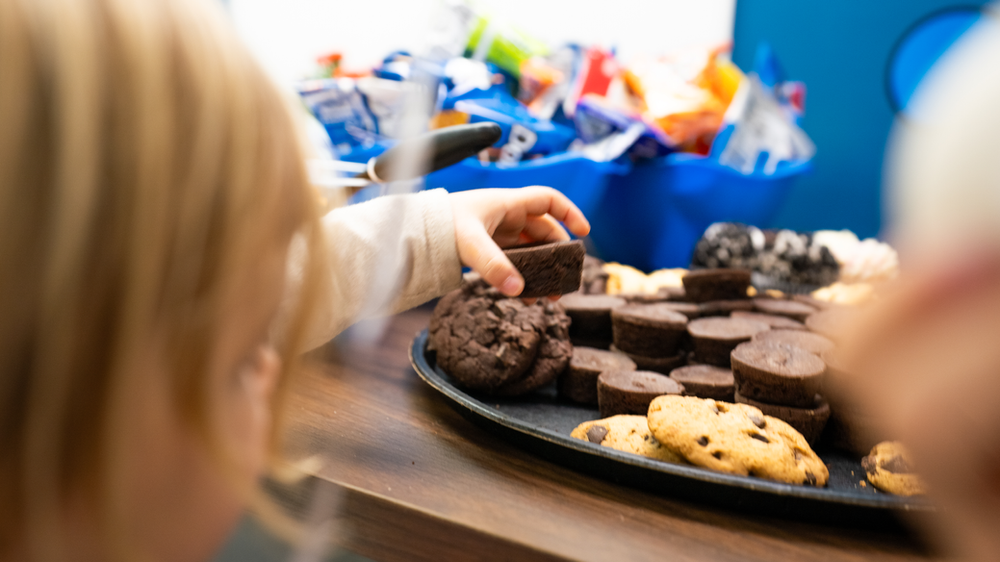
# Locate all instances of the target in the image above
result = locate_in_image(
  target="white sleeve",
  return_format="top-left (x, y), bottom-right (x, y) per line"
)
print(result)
top-left (299, 188), bottom-right (463, 350)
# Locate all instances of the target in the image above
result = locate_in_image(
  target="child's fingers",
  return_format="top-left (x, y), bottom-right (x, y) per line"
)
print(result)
top-left (457, 218), bottom-right (524, 296)
top-left (521, 214), bottom-right (570, 243)
top-left (510, 186), bottom-right (591, 238)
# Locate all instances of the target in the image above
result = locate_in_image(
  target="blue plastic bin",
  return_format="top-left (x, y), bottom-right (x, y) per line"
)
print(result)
top-left (425, 152), bottom-right (630, 221)
top-left (588, 153), bottom-right (811, 271)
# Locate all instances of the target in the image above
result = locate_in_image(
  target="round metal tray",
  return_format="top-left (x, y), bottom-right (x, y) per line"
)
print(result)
top-left (409, 329), bottom-right (933, 528)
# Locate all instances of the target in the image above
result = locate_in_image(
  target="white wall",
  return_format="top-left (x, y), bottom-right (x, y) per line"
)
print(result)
top-left (229, 0), bottom-right (736, 87)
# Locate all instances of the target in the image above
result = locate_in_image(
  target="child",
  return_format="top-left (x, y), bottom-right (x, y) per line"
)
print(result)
top-left (0, 1), bottom-right (588, 561)
top-left (838, 10), bottom-right (1000, 561)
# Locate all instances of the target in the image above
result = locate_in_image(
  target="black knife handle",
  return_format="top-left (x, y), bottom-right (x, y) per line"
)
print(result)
top-left (364, 122), bottom-right (503, 183)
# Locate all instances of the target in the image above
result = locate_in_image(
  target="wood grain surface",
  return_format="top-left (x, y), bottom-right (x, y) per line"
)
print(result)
top-left (282, 304), bottom-right (940, 562)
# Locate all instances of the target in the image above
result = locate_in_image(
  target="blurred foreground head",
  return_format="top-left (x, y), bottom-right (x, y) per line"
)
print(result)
top-left (0, 0), bottom-right (324, 560)
top-left (842, 10), bottom-right (1000, 561)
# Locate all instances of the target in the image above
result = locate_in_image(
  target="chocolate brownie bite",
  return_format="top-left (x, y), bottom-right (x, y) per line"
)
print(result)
top-left (730, 310), bottom-right (807, 331)
top-left (597, 370), bottom-right (685, 417)
top-left (559, 347), bottom-right (636, 405)
top-left (734, 390), bottom-right (831, 445)
top-left (504, 239), bottom-right (585, 298)
top-left (611, 303), bottom-right (689, 358)
top-left (752, 329), bottom-right (835, 356)
top-left (429, 280), bottom-right (543, 393)
top-left (580, 255), bottom-right (609, 295)
top-left (668, 364), bottom-right (735, 401)
top-left (610, 344), bottom-right (687, 375)
top-left (686, 317), bottom-right (769, 367)
top-left (660, 286), bottom-right (687, 301)
top-left (698, 299), bottom-right (755, 317)
top-left (730, 341), bottom-right (826, 407)
top-left (752, 298), bottom-right (817, 322)
top-left (559, 293), bottom-right (626, 348)
top-left (620, 292), bottom-right (670, 304)
top-left (661, 301), bottom-right (701, 319)
top-left (681, 268), bottom-right (752, 302)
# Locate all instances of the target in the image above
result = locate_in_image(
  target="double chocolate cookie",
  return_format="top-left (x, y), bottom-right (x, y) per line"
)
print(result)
top-left (429, 278), bottom-right (571, 396)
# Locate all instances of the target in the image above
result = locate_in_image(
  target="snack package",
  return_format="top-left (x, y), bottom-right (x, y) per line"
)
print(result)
top-left (562, 46), bottom-right (619, 118)
top-left (622, 48), bottom-right (739, 155)
top-left (297, 78), bottom-right (380, 152)
top-left (571, 96), bottom-right (672, 161)
top-left (463, 11), bottom-right (548, 79)
top-left (447, 86), bottom-right (576, 158)
top-left (709, 43), bottom-right (814, 174)
top-left (297, 76), bottom-right (427, 155)
top-left (711, 74), bottom-right (815, 175)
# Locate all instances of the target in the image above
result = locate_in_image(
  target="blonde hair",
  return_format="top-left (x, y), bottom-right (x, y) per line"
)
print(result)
top-left (0, 0), bottom-right (325, 558)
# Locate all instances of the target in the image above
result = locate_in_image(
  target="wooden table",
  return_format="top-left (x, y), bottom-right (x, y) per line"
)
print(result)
top-left (283, 305), bottom-right (938, 562)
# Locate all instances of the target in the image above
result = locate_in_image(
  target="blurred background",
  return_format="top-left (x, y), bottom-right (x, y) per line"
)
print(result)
top-left (221, 0), bottom-right (992, 275)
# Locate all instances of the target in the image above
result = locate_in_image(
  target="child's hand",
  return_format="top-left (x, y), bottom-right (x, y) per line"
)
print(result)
top-left (450, 187), bottom-right (591, 297)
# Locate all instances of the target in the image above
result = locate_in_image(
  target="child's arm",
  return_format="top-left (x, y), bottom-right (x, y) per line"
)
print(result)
top-left (299, 186), bottom-right (588, 349)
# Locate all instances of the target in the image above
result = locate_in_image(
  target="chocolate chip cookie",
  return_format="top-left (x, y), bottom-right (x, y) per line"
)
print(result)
top-left (571, 415), bottom-right (684, 464)
top-left (862, 441), bottom-right (926, 496)
top-left (647, 395), bottom-right (829, 486)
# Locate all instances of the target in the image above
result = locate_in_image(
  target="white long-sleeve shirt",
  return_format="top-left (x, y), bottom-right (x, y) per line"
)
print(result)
top-left (298, 188), bottom-right (463, 351)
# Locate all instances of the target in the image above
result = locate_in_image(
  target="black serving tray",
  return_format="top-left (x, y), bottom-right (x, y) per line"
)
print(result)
top-left (409, 329), bottom-right (933, 529)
